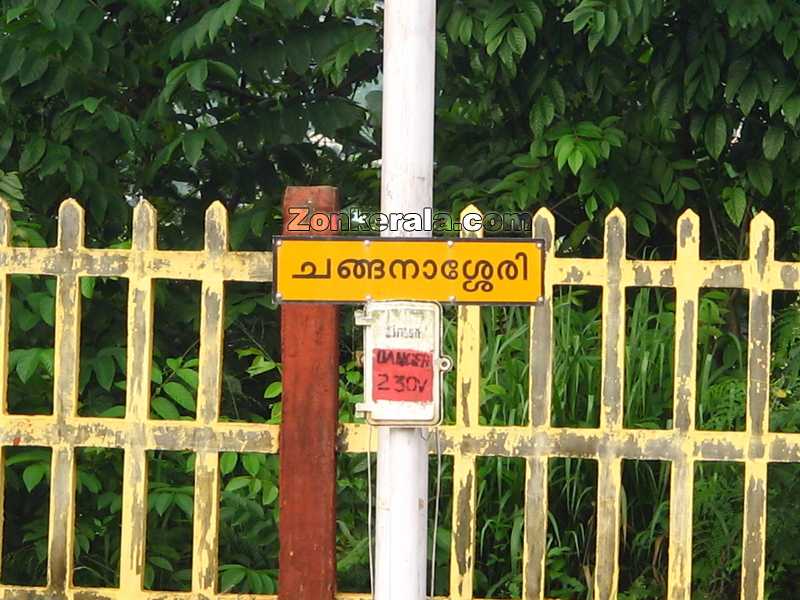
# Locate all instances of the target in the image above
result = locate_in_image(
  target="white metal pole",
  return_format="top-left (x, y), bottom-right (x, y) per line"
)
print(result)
top-left (376, 1), bottom-right (436, 599)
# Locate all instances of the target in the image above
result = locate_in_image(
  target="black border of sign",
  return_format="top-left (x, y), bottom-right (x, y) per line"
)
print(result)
top-left (271, 236), bottom-right (547, 306)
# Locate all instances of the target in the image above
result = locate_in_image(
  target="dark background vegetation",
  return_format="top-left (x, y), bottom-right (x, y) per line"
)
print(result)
top-left (1, 0), bottom-right (800, 597)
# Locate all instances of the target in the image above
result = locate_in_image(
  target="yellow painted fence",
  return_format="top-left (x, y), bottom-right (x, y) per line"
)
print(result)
top-left (0, 198), bottom-right (799, 599)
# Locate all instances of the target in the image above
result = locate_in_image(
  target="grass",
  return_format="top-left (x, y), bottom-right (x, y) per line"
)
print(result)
top-left (471, 287), bottom-right (800, 598)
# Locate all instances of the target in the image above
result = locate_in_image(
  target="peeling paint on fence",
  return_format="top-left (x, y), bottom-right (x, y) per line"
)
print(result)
top-left (0, 198), bottom-right (798, 599)
top-left (0, 198), bottom-right (275, 600)
top-left (342, 205), bottom-right (798, 600)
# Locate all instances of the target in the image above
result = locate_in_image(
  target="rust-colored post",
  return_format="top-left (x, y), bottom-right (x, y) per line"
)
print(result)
top-left (278, 186), bottom-right (340, 599)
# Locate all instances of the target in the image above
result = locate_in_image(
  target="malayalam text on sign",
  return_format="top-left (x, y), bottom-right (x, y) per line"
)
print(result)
top-left (273, 237), bottom-right (544, 305)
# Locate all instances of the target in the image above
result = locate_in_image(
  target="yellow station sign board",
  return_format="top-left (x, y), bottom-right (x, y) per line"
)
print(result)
top-left (273, 238), bottom-right (544, 305)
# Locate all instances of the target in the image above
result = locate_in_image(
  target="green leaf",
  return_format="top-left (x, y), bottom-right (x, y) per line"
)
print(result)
top-left (487, 32), bottom-right (504, 56)
top-left (173, 493), bottom-right (193, 517)
top-left (4, 448), bottom-right (50, 467)
top-left (725, 58), bottom-right (750, 103)
top-left (564, 5), bottom-right (591, 25)
top-left (632, 214), bottom-right (650, 236)
top-left (507, 27), bottom-right (527, 55)
top-left (246, 356), bottom-right (277, 376)
top-left (567, 149), bottom-right (584, 175)
top-left (722, 186), bottom-right (746, 226)
top-left (176, 368), bottom-right (198, 389)
top-left (38, 295), bottom-right (54, 325)
top-left (16, 348), bottom-right (39, 383)
top-left (0, 129), bottom-right (13, 163)
top-left (220, 452), bottom-right (238, 475)
top-left (514, 13), bottom-right (536, 42)
top-left (99, 405), bottom-right (125, 418)
top-left (187, 60), bottom-right (208, 91)
top-left (637, 202), bottom-right (657, 223)
top-left (445, 7), bottom-right (462, 41)
top-left (19, 56), bottom-right (48, 87)
top-left (74, 30), bottom-right (93, 63)
top-left (783, 32), bottom-right (799, 60)
top-left (738, 78), bottom-right (758, 115)
top-left (524, 1), bottom-right (544, 28)
top-left (242, 453), bottom-right (261, 477)
top-left (82, 97), bottom-right (100, 114)
top-left (588, 27), bottom-right (603, 52)
top-left (94, 354), bottom-right (115, 391)
top-left (286, 36), bottom-right (311, 75)
top-left (151, 362), bottom-right (163, 384)
top-left (0, 172), bottom-right (23, 202)
top-left (38, 144), bottom-right (70, 178)
top-left (679, 177), bottom-right (701, 191)
top-left (762, 126), bottom-right (785, 161)
top-left (66, 161), bottom-right (84, 193)
top-left (1, 47), bottom-right (25, 83)
top-left (540, 96), bottom-right (555, 126)
top-left (656, 81), bottom-right (679, 120)
top-left (56, 25), bottom-right (74, 50)
top-left (220, 565), bottom-right (246, 592)
top-left (224, 476), bottom-right (251, 492)
top-left (165, 62), bottom-right (192, 86)
top-left (704, 114), bottom-right (727, 160)
top-left (80, 277), bottom-right (95, 299)
top-left (182, 130), bottom-right (205, 167)
top-left (747, 160), bottom-right (773, 196)
top-left (458, 15), bottom-right (473, 45)
top-left (22, 463), bottom-right (46, 492)
top-left (78, 470), bottom-right (102, 493)
top-left (208, 60), bottom-right (237, 82)
top-left (150, 492), bottom-right (174, 516)
top-left (149, 555), bottom-right (173, 571)
top-left (152, 396), bottom-right (180, 420)
top-left (769, 81), bottom-right (795, 116)
top-left (19, 137), bottom-right (46, 173)
top-left (547, 79), bottom-right (566, 114)
top-left (38, 348), bottom-right (53, 376)
top-left (14, 305), bottom-right (39, 331)
top-left (264, 381), bottom-right (282, 398)
top-left (604, 7), bottom-right (621, 45)
top-left (6, 1), bottom-right (32, 22)
top-left (207, 5), bottom-right (227, 42)
top-left (262, 485), bottom-right (278, 505)
top-left (554, 135), bottom-right (575, 170)
top-left (163, 382), bottom-right (196, 412)
top-left (223, 0), bottom-right (242, 25)
top-left (485, 15), bottom-right (512, 45)
top-left (784, 95), bottom-right (800, 126)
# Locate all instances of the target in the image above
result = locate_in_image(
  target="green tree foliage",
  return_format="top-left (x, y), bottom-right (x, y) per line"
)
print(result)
top-left (0, 0), bottom-right (380, 249)
top-left (1, 0), bottom-right (800, 597)
top-left (434, 0), bottom-right (800, 258)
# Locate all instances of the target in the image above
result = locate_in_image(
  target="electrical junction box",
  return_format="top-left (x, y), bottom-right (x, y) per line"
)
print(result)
top-left (355, 301), bottom-right (451, 427)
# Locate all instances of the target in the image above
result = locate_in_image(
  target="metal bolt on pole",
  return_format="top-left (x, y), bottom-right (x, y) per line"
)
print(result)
top-left (375, 1), bottom-right (437, 599)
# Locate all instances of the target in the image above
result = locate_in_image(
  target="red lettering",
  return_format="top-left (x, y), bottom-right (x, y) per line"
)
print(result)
top-left (372, 348), bottom-right (434, 403)
top-left (286, 206), bottom-right (310, 232)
